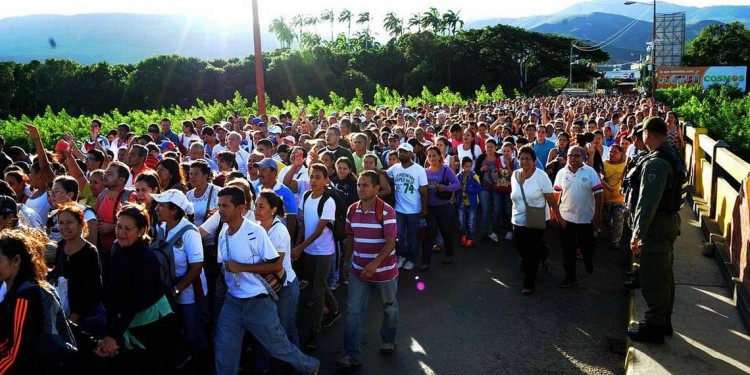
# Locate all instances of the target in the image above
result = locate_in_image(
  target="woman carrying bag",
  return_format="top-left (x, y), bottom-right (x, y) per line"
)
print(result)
top-left (510, 146), bottom-right (565, 296)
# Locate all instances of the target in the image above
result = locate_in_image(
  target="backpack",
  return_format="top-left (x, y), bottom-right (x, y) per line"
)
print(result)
top-left (13, 281), bottom-right (77, 366)
top-left (95, 188), bottom-right (134, 214)
top-left (303, 185), bottom-right (349, 241)
top-left (348, 199), bottom-right (386, 228)
top-left (150, 224), bottom-right (199, 291)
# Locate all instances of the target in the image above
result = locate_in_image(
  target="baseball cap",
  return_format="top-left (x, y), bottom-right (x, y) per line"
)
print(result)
top-left (253, 158), bottom-right (279, 171)
top-left (642, 116), bottom-right (667, 135)
top-left (632, 124), bottom-right (644, 137)
top-left (269, 125), bottom-right (283, 134)
top-left (151, 189), bottom-right (194, 215)
top-left (159, 141), bottom-right (176, 151)
top-left (251, 118), bottom-right (264, 125)
top-left (397, 143), bottom-right (414, 153)
top-left (148, 124), bottom-right (160, 133)
top-left (282, 136), bottom-right (296, 144)
top-left (0, 195), bottom-right (18, 216)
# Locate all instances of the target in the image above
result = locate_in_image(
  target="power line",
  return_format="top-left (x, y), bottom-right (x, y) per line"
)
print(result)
top-left (572, 6), bottom-right (652, 51)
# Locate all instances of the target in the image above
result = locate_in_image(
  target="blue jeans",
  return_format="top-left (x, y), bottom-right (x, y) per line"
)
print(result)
top-left (458, 205), bottom-right (477, 240)
top-left (480, 189), bottom-right (502, 235)
top-left (498, 191), bottom-right (512, 232)
top-left (251, 278), bottom-right (301, 372)
top-left (176, 300), bottom-right (209, 352)
top-left (396, 212), bottom-right (421, 262)
top-left (344, 275), bottom-right (399, 360)
top-left (215, 294), bottom-right (319, 375)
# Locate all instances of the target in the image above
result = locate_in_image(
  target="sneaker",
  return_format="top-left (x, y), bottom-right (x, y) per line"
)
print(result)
top-left (465, 239), bottom-right (474, 248)
top-left (461, 235), bottom-right (467, 246)
top-left (505, 231), bottom-right (513, 240)
top-left (380, 342), bottom-right (396, 355)
top-left (304, 334), bottom-right (318, 351)
top-left (576, 248), bottom-right (583, 260)
top-left (321, 310), bottom-right (342, 328)
top-left (432, 244), bottom-right (442, 253)
top-left (396, 257), bottom-right (407, 269)
top-left (488, 232), bottom-right (499, 243)
top-left (328, 279), bottom-right (339, 291)
top-left (403, 261), bottom-right (415, 270)
top-left (336, 356), bottom-right (362, 368)
top-left (559, 280), bottom-right (577, 289)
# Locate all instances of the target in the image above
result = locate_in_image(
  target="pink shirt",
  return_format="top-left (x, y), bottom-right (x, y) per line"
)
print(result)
top-left (345, 199), bottom-right (398, 282)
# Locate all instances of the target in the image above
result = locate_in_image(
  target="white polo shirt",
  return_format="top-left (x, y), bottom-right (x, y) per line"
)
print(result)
top-left (159, 218), bottom-right (207, 304)
top-left (553, 164), bottom-right (603, 224)
top-left (217, 219), bottom-right (279, 299)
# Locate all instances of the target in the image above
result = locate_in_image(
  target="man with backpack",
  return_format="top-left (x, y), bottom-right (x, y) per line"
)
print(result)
top-left (291, 163), bottom-right (341, 351)
top-left (95, 161), bottom-right (136, 271)
top-left (336, 171), bottom-right (399, 369)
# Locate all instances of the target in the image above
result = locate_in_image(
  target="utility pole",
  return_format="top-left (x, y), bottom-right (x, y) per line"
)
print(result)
top-left (252, 0), bottom-right (266, 115)
top-left (651, 0), bottom-right (657, 99)
top-left (569, 42), bottom-right (574, 92)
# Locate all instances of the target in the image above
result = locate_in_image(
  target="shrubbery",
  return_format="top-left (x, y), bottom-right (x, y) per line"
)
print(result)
top-left (0, 84), bottom-right (505, 150)
top-left (658, 85), bottom-right (750, 160)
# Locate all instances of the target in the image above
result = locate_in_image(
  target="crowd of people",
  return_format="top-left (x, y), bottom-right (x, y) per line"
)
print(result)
top-left (0, 94), bottom-right (685, 373)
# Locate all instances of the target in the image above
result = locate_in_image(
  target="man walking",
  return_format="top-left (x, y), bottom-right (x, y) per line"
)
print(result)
top-left (387, 143), bottom-right (428, 271)
top-left (627, 116), bottom-right (684, 343)
top-left (214, 186), bottom-right (319, 375)
top-left (554, 145), bottom-right (603, 288)
top-left (337, 171), bottom-right (398, 368)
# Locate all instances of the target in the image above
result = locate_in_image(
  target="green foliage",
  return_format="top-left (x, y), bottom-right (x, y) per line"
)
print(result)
top-left (684, 22), bottom-right (750, 67)
top-left (658, 85), bottom-right (750, 160)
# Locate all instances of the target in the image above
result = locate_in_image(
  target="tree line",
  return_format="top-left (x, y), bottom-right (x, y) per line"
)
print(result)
top-left (0, 24), bottom-right (608, 120)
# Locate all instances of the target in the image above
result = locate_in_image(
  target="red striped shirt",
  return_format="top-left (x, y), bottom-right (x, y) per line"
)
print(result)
top-left (345, 199), bottom-right (398, 282)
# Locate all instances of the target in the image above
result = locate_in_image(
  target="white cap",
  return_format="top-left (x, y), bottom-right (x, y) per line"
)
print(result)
top-left (269, 125), bottom-right (283, 134)
top-left (151, 189), bottom-right (194, 215)
top-left (397, 143), bottom-right (414, 153)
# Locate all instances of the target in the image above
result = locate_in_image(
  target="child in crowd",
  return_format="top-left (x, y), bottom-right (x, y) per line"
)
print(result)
top-left (496, 142), bottom-right (518, 240)
top-left (456, 157), bottom-right (481, 248)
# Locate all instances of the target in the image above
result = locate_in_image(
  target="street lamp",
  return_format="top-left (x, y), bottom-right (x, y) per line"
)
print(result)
top-left (625, 0), bottom-right (656, 99)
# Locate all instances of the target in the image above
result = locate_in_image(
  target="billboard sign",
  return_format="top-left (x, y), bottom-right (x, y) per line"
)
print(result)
top-left (602, 70), bottom-right (641, 80)
top-left (657, 66), bottom-right (747, 92)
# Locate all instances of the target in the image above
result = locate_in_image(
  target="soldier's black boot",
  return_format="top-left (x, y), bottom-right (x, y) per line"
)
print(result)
top-left (627, 321), bottom-right (665, 344)
top-left (663, 316), bottom-right (673, 336)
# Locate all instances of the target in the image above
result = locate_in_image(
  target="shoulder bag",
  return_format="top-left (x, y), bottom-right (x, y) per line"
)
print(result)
top-left (515, 170), bottom-right (547, 230)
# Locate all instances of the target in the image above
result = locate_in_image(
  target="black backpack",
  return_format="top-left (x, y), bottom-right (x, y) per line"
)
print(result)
top-left (150, 224), bottom-right (199, 291)
top-left (303, 184), bottom-right (349, 241)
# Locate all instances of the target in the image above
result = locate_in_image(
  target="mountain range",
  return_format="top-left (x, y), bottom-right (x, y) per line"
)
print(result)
top-left (0, 1), bottom-right (747, 65)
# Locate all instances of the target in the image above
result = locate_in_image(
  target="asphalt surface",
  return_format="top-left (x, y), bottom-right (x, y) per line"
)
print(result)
top-left (262, 227), bottom-right (630, 375)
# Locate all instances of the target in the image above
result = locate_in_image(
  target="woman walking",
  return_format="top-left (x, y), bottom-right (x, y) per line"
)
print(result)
top-left (420, 146), bottom-right (460, 270)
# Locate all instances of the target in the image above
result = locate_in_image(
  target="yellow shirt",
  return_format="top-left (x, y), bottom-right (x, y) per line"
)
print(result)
top-left (602, 160), bottom-right (626, 203)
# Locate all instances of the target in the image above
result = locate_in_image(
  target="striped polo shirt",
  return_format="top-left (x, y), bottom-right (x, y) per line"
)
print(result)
top-left (345, 199), bottom-right (398, 282)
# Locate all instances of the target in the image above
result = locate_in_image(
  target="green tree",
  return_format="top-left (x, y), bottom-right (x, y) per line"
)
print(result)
top-left (304, 15), bottom-right (319, 36)
top-left (320, 9), bottom-right (335, 42)
top-left (420, 7), bottom-right (443, 34)
top-left (269, 17), bottom-right (296, 49)
top-left (408, 13), bottom-right (422, 33)
top-left (383, 12), bottom-right (404, 40)
top-left (442, 10), bottom-right (463, 36)
top-left (292, 14), bottom-right (305, 41)
top-left (684, 22), bottom-right (750, 66)
top-left (338, 9), bottom-right (353, 48)
top-left (356, 12), bottom-right (371, 50)
top-left (300, 32), bottom-right (322, 49)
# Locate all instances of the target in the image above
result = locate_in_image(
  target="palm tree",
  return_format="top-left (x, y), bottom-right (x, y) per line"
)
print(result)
top-left (442, 10), bottom-right (464, 36)
top-left (292, 14), bottom-right (305, 41)
top-left (421, 7), bottom-right (442, 34)
top-left (356, 12), bottom-right (371, 49)
top-left (339, 9), bottom-right (353, 46)
top-left (268, 17), bottom-right (296, 49)
top-left (320, 9), bottom-right (335, 42)
top-left (304, 15), bottom-right (319, 36)
top-left (383, 12), bottom-right (404, 40)
top-left (300, 32), bottom-right (321, 49)
top-left (408, 13), bottom-right (422, 33)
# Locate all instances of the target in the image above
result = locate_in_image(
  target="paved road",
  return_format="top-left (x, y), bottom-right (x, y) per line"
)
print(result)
top-left (267, 228), bottom-right (630, 375)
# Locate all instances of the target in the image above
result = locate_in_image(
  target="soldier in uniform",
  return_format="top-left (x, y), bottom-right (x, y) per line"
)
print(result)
top-left (627, 116), bottom-right (685, 343)
top-left (621, 125), bottom-right (648, 289)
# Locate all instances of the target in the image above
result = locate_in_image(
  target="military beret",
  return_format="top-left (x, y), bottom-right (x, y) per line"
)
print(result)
top-left (643, 116), bottom-right (667, 135)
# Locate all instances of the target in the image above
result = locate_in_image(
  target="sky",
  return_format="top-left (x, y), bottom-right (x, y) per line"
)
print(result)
top-left (4, 0), bottom-right (750, 22)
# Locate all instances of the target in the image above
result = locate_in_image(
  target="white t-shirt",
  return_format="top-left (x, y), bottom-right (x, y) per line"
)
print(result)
top-left (217, 219), bottom-right (279, 299)
top-left (180, 134), bottom-right (200, 151)
top-left (457, 144), bottom-right (482, 167)
top-left (211, 144), bottom-right (228, 162)
top-left (299, 192), bottom-right (336, 256)
top-left (187, 184), bottom-right (220, 227)
top-left (511, 168), bottom-right (553, 227)
top-left (553, 164), bottom-right (603, 224)
top-left (25, 191), bottom-right (51, 222)
top-left (234, 149), bottom-right (250, 175)
top-left (264, 217), bottom-right (297, 284)
top-left (18, 204), bottom-right (43, 229)
top-left (159, 218), bottom-right (207, 305)
top-left (200, 209), bottom-right (254, 240)
top-left (386, 163), bottom-right (428, 214)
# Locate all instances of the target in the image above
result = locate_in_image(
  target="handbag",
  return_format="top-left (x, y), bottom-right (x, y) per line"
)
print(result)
top-left (436, 166), bottom-right (454, 200)
top-left (515, 170), bottom-right (547, 230)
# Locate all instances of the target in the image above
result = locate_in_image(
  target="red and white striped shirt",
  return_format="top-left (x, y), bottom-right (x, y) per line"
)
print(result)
top-left (345, 199), bottom-right (398, 282)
